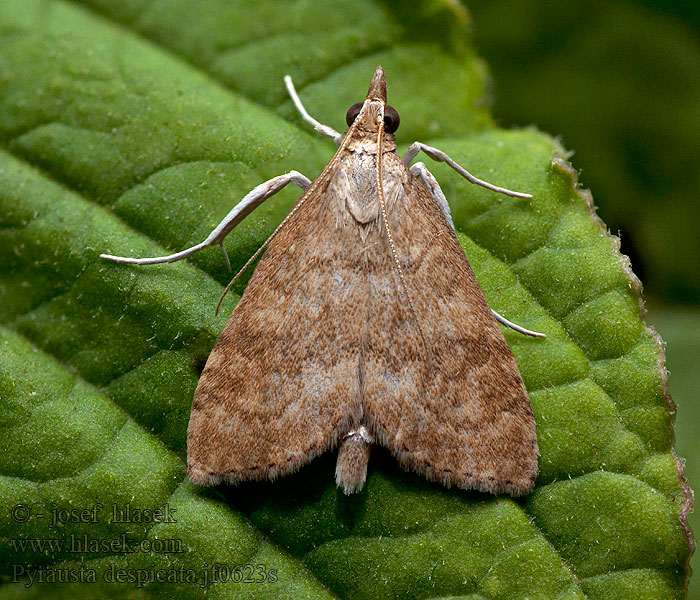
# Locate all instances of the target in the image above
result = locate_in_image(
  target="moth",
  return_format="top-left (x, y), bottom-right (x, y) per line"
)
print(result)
top-left (101, 66), bottom-right (545, 496)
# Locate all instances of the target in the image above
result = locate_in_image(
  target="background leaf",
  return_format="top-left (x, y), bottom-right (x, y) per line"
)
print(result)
top-left (0, 0), bottom-right (692, 598)
top-left (466, 0), bottom-right (700, 306)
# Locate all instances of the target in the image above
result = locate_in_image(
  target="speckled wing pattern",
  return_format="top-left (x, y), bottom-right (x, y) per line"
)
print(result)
top-left (187, 164), bottom-right (368, 485)
top-left (363, 152), bottom-right (538, 496)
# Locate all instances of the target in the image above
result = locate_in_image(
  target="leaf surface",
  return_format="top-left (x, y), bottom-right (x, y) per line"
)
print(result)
top-left (0, 1), bottom-right (692, 598)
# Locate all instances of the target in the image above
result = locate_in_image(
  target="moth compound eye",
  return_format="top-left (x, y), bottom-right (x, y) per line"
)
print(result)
top-left (345, 102), bottom-right (363, 127)
top-left (384, 105), bottom-right (400, 133)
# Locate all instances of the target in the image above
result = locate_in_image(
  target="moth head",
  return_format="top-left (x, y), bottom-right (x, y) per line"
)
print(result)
top-left (344, 65), bottom-right (400, 134)
top-left (345, 102), bottom-right (399, 134)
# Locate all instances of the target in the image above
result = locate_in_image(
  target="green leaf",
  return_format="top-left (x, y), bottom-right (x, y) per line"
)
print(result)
top-left (647, 309), bottom-right (700, 600)
top-left (467, 0), bottom-right (700, 305)
top-left (0, 1), bottom-right (692, 599)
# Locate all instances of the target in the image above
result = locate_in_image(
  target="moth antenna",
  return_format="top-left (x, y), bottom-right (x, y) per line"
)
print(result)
top-left (375, 114), bottom-right (430, 359)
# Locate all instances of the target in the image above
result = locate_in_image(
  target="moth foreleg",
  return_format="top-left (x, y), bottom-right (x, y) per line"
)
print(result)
top-left (100, 171), bottom-right (311, 266)
top-left (284, 75), bottom-right (344, 147)
top-left (402, 142), bottom-right (532, 199)
top-left (410, 161), bottom-right (454, 230)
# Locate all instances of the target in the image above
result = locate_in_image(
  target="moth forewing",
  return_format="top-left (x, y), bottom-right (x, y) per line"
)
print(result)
top-left (187, 159), bottom-right (367, 486)
top-left (364, 153), bottom-right (538, 495)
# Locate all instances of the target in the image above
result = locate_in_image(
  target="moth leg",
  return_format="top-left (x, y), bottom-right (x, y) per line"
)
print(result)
top-left (335, 425), bottom-right (373, 494)
top-left (100, 171), bottom-right (311, 265)
top-left (410, 161), bottom-right (454, 229)
top-left (402, 141), bottom-right (532, 199)
top-left (492, 310), bottom-right (546, 338)
top-left (284, 75), bottom-right (344, 147)
top-left (411, 162), bottom-right (545, 338)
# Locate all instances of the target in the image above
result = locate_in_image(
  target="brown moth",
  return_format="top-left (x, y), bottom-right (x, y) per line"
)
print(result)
top-left (101, 66), bottom-right (544, 496)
